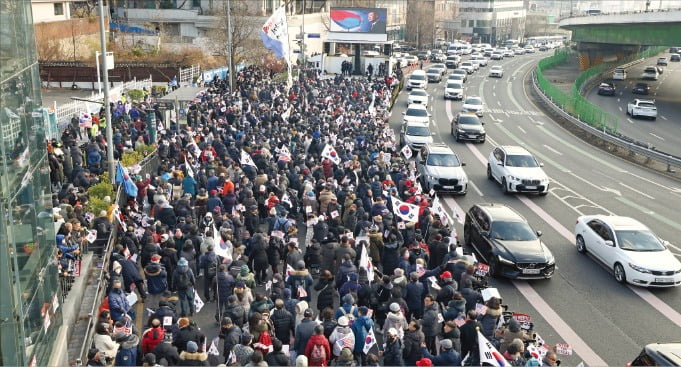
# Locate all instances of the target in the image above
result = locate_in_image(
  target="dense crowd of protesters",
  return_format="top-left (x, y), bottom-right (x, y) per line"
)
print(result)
top-left (49, 64), bottom-right (556, 367)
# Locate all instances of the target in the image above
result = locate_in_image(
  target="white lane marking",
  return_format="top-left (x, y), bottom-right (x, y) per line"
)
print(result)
top-left (649, 132), bottom-right (665, 141)
top-left (542, 144), bottom-right (563, 156)
top-left (518, 126), bottom-right (526, 134)
top-left (618, 106), bottom-right (623, 112)
top-left (661, 115), bottom-right (668, 120)
top-left (619, 182), bottom-right (655, 200)
top-left (442, 196), bottom-right (465, 224)
top-left (628, 287), bottom-right (681, 328)
top-left (497, 100), bottom-right (502, 106)
top-left (617, 98), bottom-right (621, 102)
top-left (627, 118), bottom-right (634, 124)
top-left (493, 92), bottom-right (496, 97)
top-left (469, 180), bottom-right (484, 197)
top-left (513, 281), bottom-right (608, 367)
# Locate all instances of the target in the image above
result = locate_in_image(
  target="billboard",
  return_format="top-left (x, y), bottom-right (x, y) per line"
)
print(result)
top-left (329, 8), bottom-right (387, 34)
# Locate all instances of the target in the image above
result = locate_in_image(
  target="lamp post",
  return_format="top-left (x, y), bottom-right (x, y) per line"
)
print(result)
top-left (225, 0), bottom-right (235, 91)
top-left (97, 0), bottom-right (114, 183)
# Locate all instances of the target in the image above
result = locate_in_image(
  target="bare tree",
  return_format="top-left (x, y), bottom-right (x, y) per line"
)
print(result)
top-left (406, 0), bottom-right (435, 49)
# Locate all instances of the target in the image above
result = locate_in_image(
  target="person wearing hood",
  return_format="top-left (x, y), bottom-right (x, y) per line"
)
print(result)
top-left (498, 318), bottom-right (533, 354)
top-left (114, 332), bottom-right (140, 366)
top-left (180, 242), bottom-right (198, 275)
top-left (443, 295), bottom-right (466, 322)
top-left (314, 270), bottom-right (335, 312)
top-left (335, 255), bottom-right (357, 289)
top-left (156, 199), bottom-right (177, 228)
top-left (391, 268), bottom-right (408, 296)
top-left (249, 292), bottom-right (274, 317)
top-left (237, 264), bottom-right (257, 289)
top-left (172, 257), bottom-right (196, 317)
top-left (329, 316), bottom-right (355, 358)
top-left (286, 260), bottom-right (314, 302)
top-left (477, 296), bottom-right (502, 341)
top-left (383, 303), bottom-right (408, 340)
top-left (420, 339), bottom-right (461, 367)
top-left (459, 278), bottom-right (483, 313)
top-left (179, 341), bottom-right (209, 366)
top-left (144, 254), bottom-right (168, 309)
top-left (294, 308), bottom-right (318, 356)
top-left (381, 234), bottom-right (401, 276)
top-left (304, 240), bottom-right (323, 274)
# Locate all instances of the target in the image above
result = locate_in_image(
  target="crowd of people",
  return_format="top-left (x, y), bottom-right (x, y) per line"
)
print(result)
top-left (49, 63), bottom-right (559, 367)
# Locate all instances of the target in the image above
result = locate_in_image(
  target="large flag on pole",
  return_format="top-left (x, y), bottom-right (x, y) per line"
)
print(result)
top-left (390, 196), bottom-right (420, 223)
top-left (359, 242), bottom-right (374, 284)
top-left (240, 150), bottom-right (257, 167)
top-left (260, 6), bottom-right (290, 62)
top-left (321, 144), bottom-right (342, 165)
top-left (478, 330), bottom-right (508, 367)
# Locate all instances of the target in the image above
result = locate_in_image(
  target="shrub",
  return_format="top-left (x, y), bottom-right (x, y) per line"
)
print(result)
top-left (135, 144), bottom-right (156, 157)
top-left (87, 180), bottom-right (114, 200)
top-left (127, 89), bottom-right (145, 102)
top-left (87, 196), bottom-right (111, 217)
top-left (121, 150), bottom-right (145, 167)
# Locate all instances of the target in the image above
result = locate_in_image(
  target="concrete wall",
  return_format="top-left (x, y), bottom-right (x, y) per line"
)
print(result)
top-left (32, 1), bottom-right (72, 23)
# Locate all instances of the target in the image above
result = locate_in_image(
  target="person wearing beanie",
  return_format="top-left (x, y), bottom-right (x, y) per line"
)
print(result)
top-left (420, 338), bottom-right (461, 366)
top-left (271, 298), bottom-right (295, 344)
top-left (381, 327), bottom-right (404, 367)
top-left (499, 318), bottom-right (533, 354)
top-left (172, 257), bottom-right (196, 317)
top-left (219, 316), bottom-right (242, 358)
top-left (382, 302), bottom-right (408, 340)
top-left (266, 339), bottom-right (290, 366)
top-left (179, 340), bottom-right (209, 366)
top-left (237, 264), bottom-right (257, 289)
top-left (296, 354), bottom-right (309, 367)
top-left (305, 324), bottom-right (331, 367)
top-left (152, 332), bottom-right (180, 366)
top-left (329, 316), bottom-right (355, 357)
top-left (144, 255), bottom-right (168, 309)
top-left (286, 259), bottom-right (314, 302)
top-left (173, 318), bottom-right (206, 355)
top-left (141, 318), bottom-right (166, 354)
top-left (232, 333), bottom-right (255, 366)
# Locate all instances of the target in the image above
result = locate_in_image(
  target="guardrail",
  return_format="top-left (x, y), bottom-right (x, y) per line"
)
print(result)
top-left (532, 70), bottom-right (681, 173)
top-left (76, 152), bottom-right (160, 363)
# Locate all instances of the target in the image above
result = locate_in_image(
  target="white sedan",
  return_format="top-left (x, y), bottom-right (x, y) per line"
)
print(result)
top-left (407, 88), bottom-right (429, 107)
top-left (575, 215), bottom-right (681, 287)
top-left (489, 65), bottom-right (503, 78)
top-left (461, 96), bottom-right (484, 117)
top-left (486, 145), bottom-right (549, 195)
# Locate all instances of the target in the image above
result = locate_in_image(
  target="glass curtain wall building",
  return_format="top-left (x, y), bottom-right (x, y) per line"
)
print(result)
top-left (0, 1), bottom-right (61, 366)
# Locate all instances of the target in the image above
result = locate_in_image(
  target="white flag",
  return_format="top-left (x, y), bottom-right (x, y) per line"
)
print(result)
top-left (363, 327), bottom-right (377, 354)
top-left (431, 196), bottom-right (453, 226)
top-left (401, 144), bottom-right (413, 159)
top-left (390, 196), bottom-right (420, 223)
top-left (194, 289), bottom-right (205, 313)
top-left (359, 243), bottom-right (374, 284)
top-left (282, 192), bottom-right (292, 207)
top-left (368, 91), bottom-right (377, 117)
top-left (260, 6), bottom-right (290, 64)
top-left (240, 150), bottom-right (257, 167)
top-left (281, 106), bottom-right (292, 121)
top-left (185, 157), bottom-right (194, 178)
top-left (321, 144), bottom-right (342, 165)
top-left (208, 337), bottom-right (220, 355)
top-left (285, 263), bottom-right (294, 281)
top-left (478, 330), bottom-right (508, 367)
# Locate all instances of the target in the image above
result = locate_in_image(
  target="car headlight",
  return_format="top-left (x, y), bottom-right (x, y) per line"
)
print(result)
top-left (457, 128), bottom-right (466, 133)
top-left (498, 255), bottom-right (515, 265)
top-left (546, 253), bottom-right (555, 265)
top-left (628, 263), bottom-right (651, 273)
top-left (509, 176), bottom-right (520, 181)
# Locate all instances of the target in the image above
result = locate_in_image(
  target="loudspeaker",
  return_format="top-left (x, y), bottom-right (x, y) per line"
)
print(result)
top-left (384, 44), bottom-right (392, 55)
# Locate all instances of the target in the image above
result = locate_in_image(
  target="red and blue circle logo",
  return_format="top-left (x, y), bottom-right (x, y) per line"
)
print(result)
top-left (330, 151), bottom-right (337, 158)
top-left (399, 205), bottom-right (411, 215)
top-left (493, 351), bottom-right (506, 366)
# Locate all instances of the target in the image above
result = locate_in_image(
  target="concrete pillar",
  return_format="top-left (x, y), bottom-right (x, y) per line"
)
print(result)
top-left (575, 42), bottom-right (641, 70)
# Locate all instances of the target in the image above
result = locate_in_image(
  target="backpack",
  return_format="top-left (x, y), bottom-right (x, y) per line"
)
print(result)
top-left (340, 306), bottom-right (356, 326)
top-left (273, 217), bottom-right (289, 231)
top-left (175, 269), bottom-right (191, 290)
top-left (310, 343), bottom-right (327, 365)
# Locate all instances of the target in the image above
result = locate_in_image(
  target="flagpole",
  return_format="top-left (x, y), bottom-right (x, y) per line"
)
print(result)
top-left (225, 0), bottom-right (235, 91)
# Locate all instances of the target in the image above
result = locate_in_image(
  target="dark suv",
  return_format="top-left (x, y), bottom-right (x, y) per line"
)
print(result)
top-left (464, 203), bottom-right (555, 279)
top-left (630, 343), bottom-right (681, 366)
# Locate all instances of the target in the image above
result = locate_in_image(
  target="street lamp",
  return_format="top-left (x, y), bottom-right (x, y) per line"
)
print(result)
top-left (97, 0), bottom-right (115, 182)
top-left (95, 51), bottom-right (114, 95)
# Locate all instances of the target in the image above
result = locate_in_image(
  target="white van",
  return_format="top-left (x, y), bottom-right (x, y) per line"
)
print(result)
top-left (407, 70), bottom-right (427, 90)
top-left (613, 67), bottom-right (626, 80)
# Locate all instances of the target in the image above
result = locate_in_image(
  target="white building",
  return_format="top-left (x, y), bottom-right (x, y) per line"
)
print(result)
top-left (457, 0), bottom-right (526, 45)
top-left (31, 0), bottom-right (76, 23)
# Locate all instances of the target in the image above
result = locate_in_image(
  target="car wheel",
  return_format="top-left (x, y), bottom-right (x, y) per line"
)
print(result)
top-left (576, 235), bottom-right (587, 253)
top-left (614, 263), bottom-right (626, 284)
top-left (455, 133), bottom-right (461, 142)
top-left (502, 177), bottom-right (510, 194)
top-left (486, 164), bottom-right (493, 180)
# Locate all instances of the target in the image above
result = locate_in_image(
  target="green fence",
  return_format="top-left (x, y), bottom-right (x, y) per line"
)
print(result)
top-left (537, 46), bottom-right (668, 134)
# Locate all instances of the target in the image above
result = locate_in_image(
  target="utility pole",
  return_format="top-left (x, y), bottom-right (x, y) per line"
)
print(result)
top-left (98, 0), bottom-right (114, 183)
top-left (301, 0), bottom-right (306, 65)
top-left (225, 0), bottom-right (235, 90)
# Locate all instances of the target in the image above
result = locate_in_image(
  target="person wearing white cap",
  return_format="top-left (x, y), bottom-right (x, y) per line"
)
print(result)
top-left (329, 316), bottom-right (355, 357)
top-left (380, 328), bottom-right (404, 366)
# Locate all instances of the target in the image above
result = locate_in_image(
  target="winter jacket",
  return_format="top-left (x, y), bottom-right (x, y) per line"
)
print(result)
top-left (94, 333), bottom-right (119, 360)
top-left (329, 326), bottom-right (355, 357)
top-left (402, 329), bottom-right (424, 363)
top-left (461, 287), bottom-right (483, 313)
top-left (108, 288), bottom-right (130, 321)
top-left (320, 241), bottom-right (337, 273)
top-left (459, 320), bottom-right (483, 362)
top-left (141, 326), bottom-right (165, 354)
top-left (305, 333), bottom-right (331, 367)
top-left (173, 325), bottom-right (205, 353)
top-left (144, 263), bottom-right (168, 295)
top-left (178, 351), bottom-right (209, 366)
top-left (477, 306), bottom-right (502, 340)
top-left (404, 281), bottom-right (425, 312)
top-left (383, 338), bottom-right (404, 366)
top-left (335, 261), bottom-right (357, 289)
top-left (294, 319), bottom-right (317, 355)
top-left (115, 334), bottom-right (139, 367)
top-left (286, 269), bottom-right (314, 302)
top-left (381, 241), bottom-right (401, 276)
top-left (383, 311), bottom-right (408, 340)
top-left (250, 234), bottom-right (269, 268)
top-left (233, 344), bottom-right (254, 366)
top-left (153, 341), bottom-right (180, 366)
top-left (422, 303), bottom-right (441, 338)
top-left (219, 324), bottom-right (242, 357)
top-left (421, 347), bottom-right (462, 366)
top-left (223, 301), bottom-right (246, 327)
top-left (333, 245), bottom-right (356, 274)
top-left (266, 350), bottom-right (291, 366)
top-left (172, 265), bottom-right (196, 291)
top-left (214, 271), bottom-right (235, 302)
top-left (271, 307), bottom-right (295, 344)
top-left (350, 315), bottom-right (374, 354)
top-left (314, 278), bottom-right (335, 312)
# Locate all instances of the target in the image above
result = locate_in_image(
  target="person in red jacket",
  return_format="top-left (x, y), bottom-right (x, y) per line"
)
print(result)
top-left (141, 318), bottom-right (165, 354)
top-left (305, 324), bottom-right (331, 366)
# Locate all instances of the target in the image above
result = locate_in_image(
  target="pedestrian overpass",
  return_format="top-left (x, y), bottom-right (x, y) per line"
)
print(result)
top-left (559, 9), bottom-right (681, 69)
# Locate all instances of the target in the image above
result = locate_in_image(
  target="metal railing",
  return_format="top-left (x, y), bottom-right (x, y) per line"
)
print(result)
top-left (178, 65), bottom-right (201, 87)
top-left (533, 56), bottom-right (681, 173)
top-left (76, 152), bottom-right (160, 363)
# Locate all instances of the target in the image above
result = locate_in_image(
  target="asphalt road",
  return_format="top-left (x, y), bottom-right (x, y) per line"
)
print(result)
top-left (391, 50), bottom-right (681, 366)
top-left (585, 52), bottom-right (681, 157)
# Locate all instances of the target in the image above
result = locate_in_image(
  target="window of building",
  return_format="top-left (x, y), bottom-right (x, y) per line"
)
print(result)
top-left (53, 3), bottom-right (64, 15)
top-left (468, 20), bottom-right (475, 27)
top-left (476, 20), bottom-right (491, 27)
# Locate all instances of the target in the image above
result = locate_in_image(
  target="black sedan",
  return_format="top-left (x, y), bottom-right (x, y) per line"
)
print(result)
top-left (632, 82), bottom-right (650, 95)
top-left (464, 203), bottom-right (555, 279)
top-left (597, 82), bottom-right (616, 96)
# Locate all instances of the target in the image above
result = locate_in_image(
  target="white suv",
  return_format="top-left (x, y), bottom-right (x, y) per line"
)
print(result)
top-left (400, 122), bottom-right (433, 149)
top-left (416, 143), bottom-right (468, 194)
top-left (444, 81), bottom-right (464, 100)
top-left (402, 103), bottom-right (431, 124)
top-left (407, 70), bottom-right (427, 90)
top-left (627, 99), bottom-right (657, 120)
top-left (487, 146), bottom-right (549, 195)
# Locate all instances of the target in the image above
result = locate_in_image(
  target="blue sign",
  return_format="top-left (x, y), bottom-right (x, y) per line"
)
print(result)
top-left (179, 108), bottom-right (185, 115)
top-left (307, 33), bottom-right (321, 38)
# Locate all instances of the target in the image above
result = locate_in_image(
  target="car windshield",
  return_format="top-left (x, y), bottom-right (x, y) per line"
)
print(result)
top-left (453, 70), bottom-right (466, 75)
top-left (458, 115), bottom-right (480, 125)
top-left (447, 83), bottom-right (462, 89)
top-left (426, 153), bottom-right (460, 167)
top-left (639, 103), bottom-right (655, 108)
top-left (465, 98), bottom-right (482, 105)
top-left (406, 126), bottom-right (431, 136)
top-left (505, 154), bottom-right (539, 167)
top-left (410, 90), bottom-right (428, 97)
top-left (491, 67), bottom-right (502, 71)
top-left (411, 74), bottom-right (425, 80)
top-left (490, 221), bottom-right (538, 241)
top-left (449, 75), bottom-right (463, 80)
top-left (600, 83), bottom-right (612, 88)
top-left (615, 230), bottom-right (666, 251)
top-left (427, 69), bottom-right (439, 74)
top-left (406, 108), bottom-right (428, 117)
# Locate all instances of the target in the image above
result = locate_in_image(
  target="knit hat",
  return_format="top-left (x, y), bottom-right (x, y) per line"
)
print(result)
top-left (389, 303), bottom-right (400, 312)
top-left (240, 264), bottom-right (249, 276)
top-left (416, 358), bottom-right (433, 366)
top-left (143, 353), bottom-right (156, 364)
top-left (387, 328), bottom-right (398, 336)
top-left (187, 341), bottom-right (198, 353)
top-left (439, 339), bottom-right (453, 349)
top-left (342, 294), bottom-right (354, 305)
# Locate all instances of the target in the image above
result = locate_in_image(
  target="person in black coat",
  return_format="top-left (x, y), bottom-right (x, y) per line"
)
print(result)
top-left (381, 235), bottom-right (401, 276)
top-left (270, 299), bottom-right (294, 344)
top-left (172, 319), bottom-right (205, 354)
top-left (153, 332), bottom-right (180, 366)
top-left (313, 270), bottom-right (335, 312)
top-left (219, 317), bottom-right (242, 359)
top-left (249, 233), bottom-right (269, 284)
top-left (266, 339), bottom-right (290, 367)
top-left (223, 295), bottom-right (247, 327)
top-left (267, 237), bottom-right (284, 275)
top-left (427, 234), bottom-right (449, 270)
top-left (214, 265), bottom-right (235, 321)
top-left (404, 272), bottom-right (424, 321)
top-left (459, 310), bottom-right (483, 365)
top-left (381, 329), bottom-right (404, 366)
